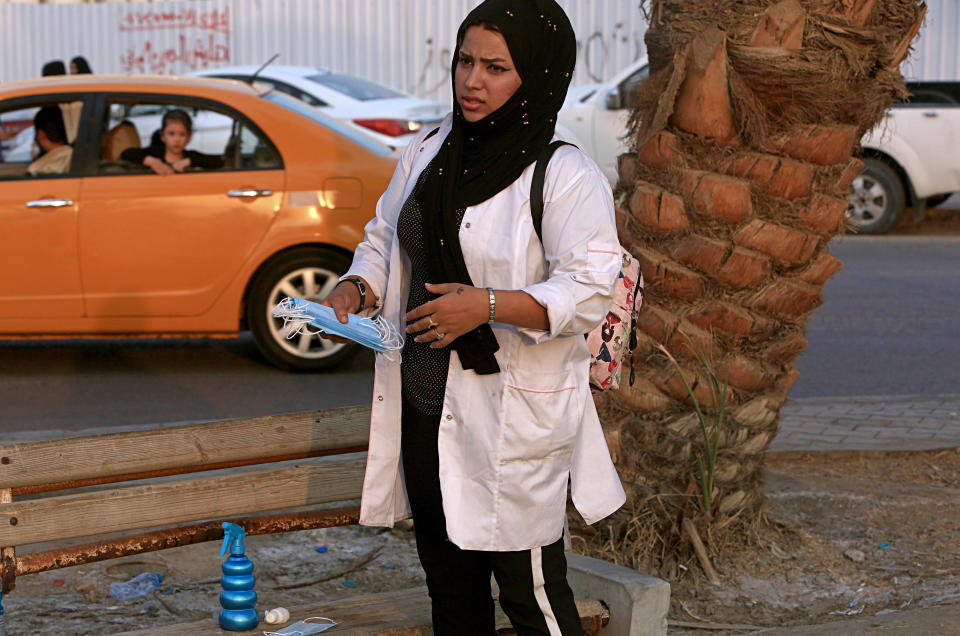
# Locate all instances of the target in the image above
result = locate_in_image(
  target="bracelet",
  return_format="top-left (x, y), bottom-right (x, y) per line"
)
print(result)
top-left (341, 277), bottom-right (366, 311)
top-left (486, 287), bottom-right (496, 324)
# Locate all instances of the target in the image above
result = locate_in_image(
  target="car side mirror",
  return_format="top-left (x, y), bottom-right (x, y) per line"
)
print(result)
top-left (604, 87), bottom-right (623, 111)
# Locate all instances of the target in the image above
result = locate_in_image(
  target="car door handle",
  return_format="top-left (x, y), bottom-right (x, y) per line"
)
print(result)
top-left (227, 189), bottom-right (273, 198)
top-left (923, 111), bottom-right (938, 118)
top-left (26, 198), bottom-right (74, 208)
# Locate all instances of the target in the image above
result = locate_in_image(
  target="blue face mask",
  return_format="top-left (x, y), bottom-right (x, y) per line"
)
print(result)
top-left (272, 297), bottom-right (404, 359)
top-left (263, 616), bottom-right (339, 636)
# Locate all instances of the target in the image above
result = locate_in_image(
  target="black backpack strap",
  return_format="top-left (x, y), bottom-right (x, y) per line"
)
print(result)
top-left (530, 140), bottom-right (576, 244)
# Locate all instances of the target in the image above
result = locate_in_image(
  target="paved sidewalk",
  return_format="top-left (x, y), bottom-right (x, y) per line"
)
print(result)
top-left (1, 394), bottom-right (958, 453)
top-left (772, 393), bottom-right (960, 452)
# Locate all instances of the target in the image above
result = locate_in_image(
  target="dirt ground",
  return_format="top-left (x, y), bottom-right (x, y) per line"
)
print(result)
top-left (2, 447), bottom-right (957, 635)
top-left (889, 204), bottom-right (960, 235)
top-left (668, 448), bottom-right (960, 635)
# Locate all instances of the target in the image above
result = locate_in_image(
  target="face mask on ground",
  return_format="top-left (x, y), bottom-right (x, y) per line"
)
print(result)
top-left (263, 616), bottom-right (339, 636)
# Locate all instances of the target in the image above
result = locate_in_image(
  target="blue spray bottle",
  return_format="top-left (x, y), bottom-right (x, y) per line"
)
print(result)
top-left (218, 522), bottom-right (258, 631)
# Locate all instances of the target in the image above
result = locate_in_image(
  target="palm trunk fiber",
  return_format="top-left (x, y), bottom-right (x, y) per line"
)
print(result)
top-left (576, 0), bottom-right (927, 575)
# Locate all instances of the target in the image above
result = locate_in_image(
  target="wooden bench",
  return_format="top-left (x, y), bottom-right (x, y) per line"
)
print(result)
top-left (0, 405), bottom-right (614, 635)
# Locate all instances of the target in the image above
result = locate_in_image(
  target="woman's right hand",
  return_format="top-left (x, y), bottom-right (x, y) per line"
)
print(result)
top-left (318, 280), bottom-right (364, 344)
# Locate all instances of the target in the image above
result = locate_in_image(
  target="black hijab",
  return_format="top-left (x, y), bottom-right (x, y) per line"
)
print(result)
top-left (417, 0), bottom-right (576, 375)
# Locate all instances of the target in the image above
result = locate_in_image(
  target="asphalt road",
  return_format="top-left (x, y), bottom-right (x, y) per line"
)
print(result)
top-left (791, 231), bottom-right (960, 398)
top-left (0, 336), bottom-right (377, 436)
top-left (0, 228), bottom-right (957, 435)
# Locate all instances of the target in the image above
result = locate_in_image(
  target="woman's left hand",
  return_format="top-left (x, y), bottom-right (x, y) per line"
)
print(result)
top-left (405, 282), bottom-right (488, 348)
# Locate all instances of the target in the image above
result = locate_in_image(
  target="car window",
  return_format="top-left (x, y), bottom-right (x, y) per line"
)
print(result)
top-left (262, 79), bottom-right (327, 108)
top-left (0, 98), bottom-right (83, 180)
top-left (208, 74), bottom-right (329, 108)
top-left (306, 73), bottom-right (405, 101)
top-left (290, 86), bottom-right (325, 107)
top-left (620, 65), bottom-right (650, 110)
top-left (263, 90), bottom-right (391, 157)
top-left (900, 82), bottom-right (960, 106)
top-left (97, 98), bottom-right (281, 175)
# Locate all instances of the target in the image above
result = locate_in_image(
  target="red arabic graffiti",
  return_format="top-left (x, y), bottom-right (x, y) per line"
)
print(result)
top-left (120, 34), bottom-right (231, 75)
top-left (118, 7), bottom-right (230, 34)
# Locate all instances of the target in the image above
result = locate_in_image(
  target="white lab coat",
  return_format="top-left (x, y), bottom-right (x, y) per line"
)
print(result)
top-left (346, 115), bottom-right (626, 551)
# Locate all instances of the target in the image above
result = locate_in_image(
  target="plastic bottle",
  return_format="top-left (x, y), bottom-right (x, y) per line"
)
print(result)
top-left (218, 522), bottom-right (258, 631)
top-left (109, 572), bottom-right (163, 601)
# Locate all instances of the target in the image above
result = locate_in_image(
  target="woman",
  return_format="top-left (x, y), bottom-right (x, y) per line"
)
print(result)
top-left (323, 1), bottom-right (625, 633)
top-left (120, 109), bottom-right (223, 174)
top-left (70, 56), bottom-right (93, 74)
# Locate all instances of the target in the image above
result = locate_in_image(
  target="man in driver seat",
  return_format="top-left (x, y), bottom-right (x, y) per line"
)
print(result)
top-left (27, 106), bottom-right (73, 176)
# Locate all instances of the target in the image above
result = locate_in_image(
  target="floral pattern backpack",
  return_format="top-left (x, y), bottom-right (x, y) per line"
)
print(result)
top-left (530, 141), bottom-right (645, 393)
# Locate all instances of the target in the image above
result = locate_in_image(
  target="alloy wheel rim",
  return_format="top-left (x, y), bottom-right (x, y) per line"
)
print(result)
top-left (266, 266), bottom-right (344, 360)
top-left (847, 174), bottom-right (888, 230)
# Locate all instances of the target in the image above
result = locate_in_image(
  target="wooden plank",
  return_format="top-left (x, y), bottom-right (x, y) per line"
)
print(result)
top-left (0, 456), bottom-right (366, 546)
top-left (114, 588), bottom-right (608, 635)
top-left (114, 588), bottom-right (432, 636)
top-left (0, 405), bottom-right (371, 488)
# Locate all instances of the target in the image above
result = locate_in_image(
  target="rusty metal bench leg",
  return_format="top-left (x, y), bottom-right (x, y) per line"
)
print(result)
top-left (0, 488), bottom-right (14, 595)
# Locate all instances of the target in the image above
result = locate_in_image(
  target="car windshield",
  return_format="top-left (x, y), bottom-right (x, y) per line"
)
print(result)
top-left (306, 73), bottom-right (405, 101)
top-left (263, 91), bottom-right (391, 157)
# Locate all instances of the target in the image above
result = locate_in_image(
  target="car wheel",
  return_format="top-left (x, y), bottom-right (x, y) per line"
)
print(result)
top-left (847, 158), bottom-right (905, 235)
top-left (926, 193), bottom-right (953, 208)
top-left (247, 248), bottom-right (358, 371)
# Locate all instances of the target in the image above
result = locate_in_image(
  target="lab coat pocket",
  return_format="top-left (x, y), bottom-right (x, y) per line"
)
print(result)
top-left (501, 367), bottom-right (583, 462)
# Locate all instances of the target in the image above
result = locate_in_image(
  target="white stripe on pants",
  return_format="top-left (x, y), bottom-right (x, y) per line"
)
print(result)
top-left (531, 546), bottom-right (563, 636)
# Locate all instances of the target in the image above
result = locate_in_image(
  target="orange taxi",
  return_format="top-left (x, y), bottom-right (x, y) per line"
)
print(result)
top-left (0, 75), bottom-right (396, 370)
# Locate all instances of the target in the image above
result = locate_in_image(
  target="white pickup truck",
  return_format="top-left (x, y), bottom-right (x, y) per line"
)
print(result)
top-left (853, 82), bottom-right (960, 233)
top-left (558, 61), bottom-right (960, 234)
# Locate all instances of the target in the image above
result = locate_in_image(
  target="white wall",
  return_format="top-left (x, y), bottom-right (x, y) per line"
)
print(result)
top-left (0, 0), bottom-right (648, 100)
top-left (1, 0), bottom-right (953, 98)
top-left (903, 0), bottom-right (960, 81)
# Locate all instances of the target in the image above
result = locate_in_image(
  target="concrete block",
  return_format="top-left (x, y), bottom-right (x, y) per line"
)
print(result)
top-left (566, 554), bottom-right (670, 636)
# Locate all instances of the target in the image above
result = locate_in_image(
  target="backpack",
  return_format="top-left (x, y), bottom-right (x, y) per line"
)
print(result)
top-left (531, 141), bottom-right (644, 393)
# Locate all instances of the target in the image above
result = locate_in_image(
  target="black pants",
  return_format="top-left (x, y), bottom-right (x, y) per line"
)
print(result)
top-left (401, 395), bottom-right (584, 636)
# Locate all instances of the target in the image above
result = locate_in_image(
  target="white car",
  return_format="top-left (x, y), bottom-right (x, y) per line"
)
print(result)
top-left (193, 65), bottom-right (448, 150)
top-left (850, 82), bottom-right (960, 233)
top-left (557, 58), bottom-right (649, 184)
top-left (562, 58), bottom-right (960, 235)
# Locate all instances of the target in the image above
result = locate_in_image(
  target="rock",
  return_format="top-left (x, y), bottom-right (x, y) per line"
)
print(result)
top-left (844, 549), bottom-right (866, 562)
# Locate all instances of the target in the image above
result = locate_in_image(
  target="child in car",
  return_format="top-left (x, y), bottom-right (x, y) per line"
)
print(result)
top-left (121, 109), bottom-right (223, 175)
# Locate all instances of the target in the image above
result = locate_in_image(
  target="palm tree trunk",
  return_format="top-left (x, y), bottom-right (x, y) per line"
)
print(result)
top-left (578, 0), bottom-right (926, 573)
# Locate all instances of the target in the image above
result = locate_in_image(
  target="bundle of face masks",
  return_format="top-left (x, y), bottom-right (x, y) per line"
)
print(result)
top-left (271, 297), bottom-right (403, 355)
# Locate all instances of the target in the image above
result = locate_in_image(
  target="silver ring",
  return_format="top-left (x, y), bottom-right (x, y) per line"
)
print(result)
top-left (434, 328), bottom-right (445, 341)
top-left (427, 317), bottom-right (437, 328)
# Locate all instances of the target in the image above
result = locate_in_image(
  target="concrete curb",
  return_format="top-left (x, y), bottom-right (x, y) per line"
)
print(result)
top-left (566, 553), bottom-right (670, 636)
top-left (784, 393), bottom-right (960, 404)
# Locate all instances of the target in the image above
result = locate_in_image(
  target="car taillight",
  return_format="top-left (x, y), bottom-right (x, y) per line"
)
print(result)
top-left (353, 119), bottom-right (422, 137)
